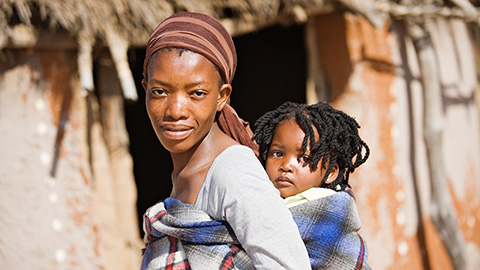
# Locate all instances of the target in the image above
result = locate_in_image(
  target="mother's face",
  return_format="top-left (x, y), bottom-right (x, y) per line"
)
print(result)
top-left (142, 49), bottom-right (231, 154)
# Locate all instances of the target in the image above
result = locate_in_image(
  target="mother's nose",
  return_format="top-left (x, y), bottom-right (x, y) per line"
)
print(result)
top-left (164, 94), bottom-right (189, 120)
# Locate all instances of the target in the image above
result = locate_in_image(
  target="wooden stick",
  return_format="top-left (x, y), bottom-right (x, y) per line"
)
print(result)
top-left (104, 26), bottom-right (138, 101)
top-left (405, 17), bottom-right (467, 270)
top-left (78, 28), bottom-right (94, 92)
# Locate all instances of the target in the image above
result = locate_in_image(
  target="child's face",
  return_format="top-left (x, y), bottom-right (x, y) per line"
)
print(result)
top-left (142, 49), bottom-right (230, 154)
top-left (265, 119), bottom-right (327, 198)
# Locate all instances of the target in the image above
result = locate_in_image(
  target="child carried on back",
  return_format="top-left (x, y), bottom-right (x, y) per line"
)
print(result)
top-left (253, 101), bottom-right (371, 270)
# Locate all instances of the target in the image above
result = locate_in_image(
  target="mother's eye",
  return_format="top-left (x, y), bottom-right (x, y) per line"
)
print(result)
top-left (192, 90), bottom-right (207, 98)
top-left (152, 89), bottom-right (166, 95)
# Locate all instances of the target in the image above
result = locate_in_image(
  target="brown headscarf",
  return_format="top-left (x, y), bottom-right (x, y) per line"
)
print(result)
top-left (143, 12), bottom-right (258, 155)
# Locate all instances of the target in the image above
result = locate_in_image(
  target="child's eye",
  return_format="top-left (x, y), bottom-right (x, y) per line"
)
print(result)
top-left (299, 155), bottom-right (311, 163)
top-left (271, 151), bottom-right (283, 158)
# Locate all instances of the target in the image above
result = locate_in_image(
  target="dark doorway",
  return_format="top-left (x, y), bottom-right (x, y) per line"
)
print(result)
top-left (230, 23), bottom-right (307, 125)
top-left (125, 23), bottom-right (307, 237)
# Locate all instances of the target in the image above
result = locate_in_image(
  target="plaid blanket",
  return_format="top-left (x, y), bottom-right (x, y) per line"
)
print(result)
top-left (142, 190), bottom-right (369, 270)
top-left (141, 198), bottom-right (255, 270)
top-left (290, 189), bottom-right (370, 269)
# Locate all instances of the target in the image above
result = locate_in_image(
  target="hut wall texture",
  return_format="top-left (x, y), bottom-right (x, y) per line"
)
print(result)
top-left (0, 48), bottom-right (141, 269)
top-left (310, 13), bottom-right (480, 270)
top-left (0, 49), bottom-right (102, 269)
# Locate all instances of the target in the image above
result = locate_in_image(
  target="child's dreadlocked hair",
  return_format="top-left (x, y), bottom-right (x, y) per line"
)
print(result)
top-left (253, 101), bottom-right (370, 191)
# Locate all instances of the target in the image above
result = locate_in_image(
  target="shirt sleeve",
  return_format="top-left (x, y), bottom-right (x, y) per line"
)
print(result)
top-left (202, 146), bottom-right (312, 270)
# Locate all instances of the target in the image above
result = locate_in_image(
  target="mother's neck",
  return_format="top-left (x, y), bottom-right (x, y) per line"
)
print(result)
top-left (169, 123), bottom-right (235, 204)
top-left (170, 123), bottom-right (224, 174)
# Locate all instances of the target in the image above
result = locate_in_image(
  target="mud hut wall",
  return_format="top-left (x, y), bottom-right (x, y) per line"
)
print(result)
top-left (428, 17), bottom-right (480, 267)
top-left (0, 47), bottom-right (142, 269)
top-left (90, 52), bottom-right (143, 269)
top-left (0, 49), bottom-right (104, 269)
top-left (308, 13), bottom-right (480, 270)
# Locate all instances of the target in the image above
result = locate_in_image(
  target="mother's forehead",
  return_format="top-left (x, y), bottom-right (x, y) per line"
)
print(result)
top-left (147, 49), bottom-right (223, 82)
top-left (143, 12), bottom-right (237, 84)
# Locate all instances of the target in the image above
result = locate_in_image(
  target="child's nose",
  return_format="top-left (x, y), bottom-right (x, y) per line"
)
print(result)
top-left (280, 159), bottom-right (294, 173)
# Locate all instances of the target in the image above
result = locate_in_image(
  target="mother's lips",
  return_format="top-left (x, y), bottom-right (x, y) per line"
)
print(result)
top-left (162, 124), bottom-right (192, 131)
top-left (160, 125), bottom-right (193, 140)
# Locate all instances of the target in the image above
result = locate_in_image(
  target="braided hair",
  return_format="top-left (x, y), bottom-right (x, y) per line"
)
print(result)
top-left (253, 101), bottom-right (370, 191)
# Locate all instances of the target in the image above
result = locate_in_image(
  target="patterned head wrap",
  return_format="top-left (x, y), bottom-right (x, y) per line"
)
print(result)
top-left (143, 12), bottom-right (236, 83)
top-left (143, 12), bottom-right (258, 155)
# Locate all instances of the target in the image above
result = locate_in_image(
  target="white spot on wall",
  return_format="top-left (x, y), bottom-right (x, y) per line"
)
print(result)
top-left (397, 241), bottom-right (409, 256)
top-left (34, 99), bottom-right (45, 112)
top-left (396, 212), bottom-right (406, 226)
top-left (52, 219), bottom-right (63, 233)
top-left (54, 249), bottom-right (66, 263)
top-left (390, 126), bottom-right (399, 140)
top-left (48, 193), bottom-right (58, 204)
top-left (396, 190), bottom-right (405, 202)
top-left (40, 152), bottom-right (50, 166)
top-left (37, 122), bottom-right (47, 135)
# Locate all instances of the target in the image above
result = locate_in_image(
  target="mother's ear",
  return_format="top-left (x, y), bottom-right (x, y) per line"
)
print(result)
top-left (142, 79), bottom-right (148, 92)
top-left (324, 163), bottom-right (339, 185)
top-left (217, 84), bottom-right (232, 111)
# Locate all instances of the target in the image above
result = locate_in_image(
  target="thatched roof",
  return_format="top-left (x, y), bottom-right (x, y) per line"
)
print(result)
top-left (0, 0), bottom-right (335, 49)
top-left (2, 0), bottom-right (480, 48)
top-left (1, 0), bottom-right (479, 100)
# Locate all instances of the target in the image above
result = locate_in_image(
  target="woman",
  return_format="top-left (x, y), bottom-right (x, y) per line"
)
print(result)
top-left (141, 12), bottom-right (311, 269)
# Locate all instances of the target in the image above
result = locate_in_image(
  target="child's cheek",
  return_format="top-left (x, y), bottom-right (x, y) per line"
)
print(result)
top-left (264, 161), bottom-right (276, 182)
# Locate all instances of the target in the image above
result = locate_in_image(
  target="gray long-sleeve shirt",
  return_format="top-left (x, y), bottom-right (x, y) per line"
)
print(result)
top-left (195, 145), bottom-right (312, 270)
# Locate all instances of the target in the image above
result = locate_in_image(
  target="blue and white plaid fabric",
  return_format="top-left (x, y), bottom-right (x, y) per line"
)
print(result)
top-left (142, 189), bottom-right (370, 270)
top-left (142, 198), bottom-right (254, 270)
top-left (290, 189), bottom-right (370, 269)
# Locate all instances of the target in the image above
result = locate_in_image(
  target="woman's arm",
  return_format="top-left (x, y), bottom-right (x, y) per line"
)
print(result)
top-left (198, 145), bottom-right (312, 269)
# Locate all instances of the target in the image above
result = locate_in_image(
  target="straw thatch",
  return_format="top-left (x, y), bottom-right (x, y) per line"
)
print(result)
top-left (2, 0), bottom-right (480, 48)
top-left (0, 0), bottom-right (330, 48)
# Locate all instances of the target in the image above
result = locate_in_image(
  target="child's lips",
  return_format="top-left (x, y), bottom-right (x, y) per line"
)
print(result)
top-left (275, 176), bottom-right (293, 187)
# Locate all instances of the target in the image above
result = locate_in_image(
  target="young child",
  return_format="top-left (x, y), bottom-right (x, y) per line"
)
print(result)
top-left (254, 101), bottom-right (371, 269)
